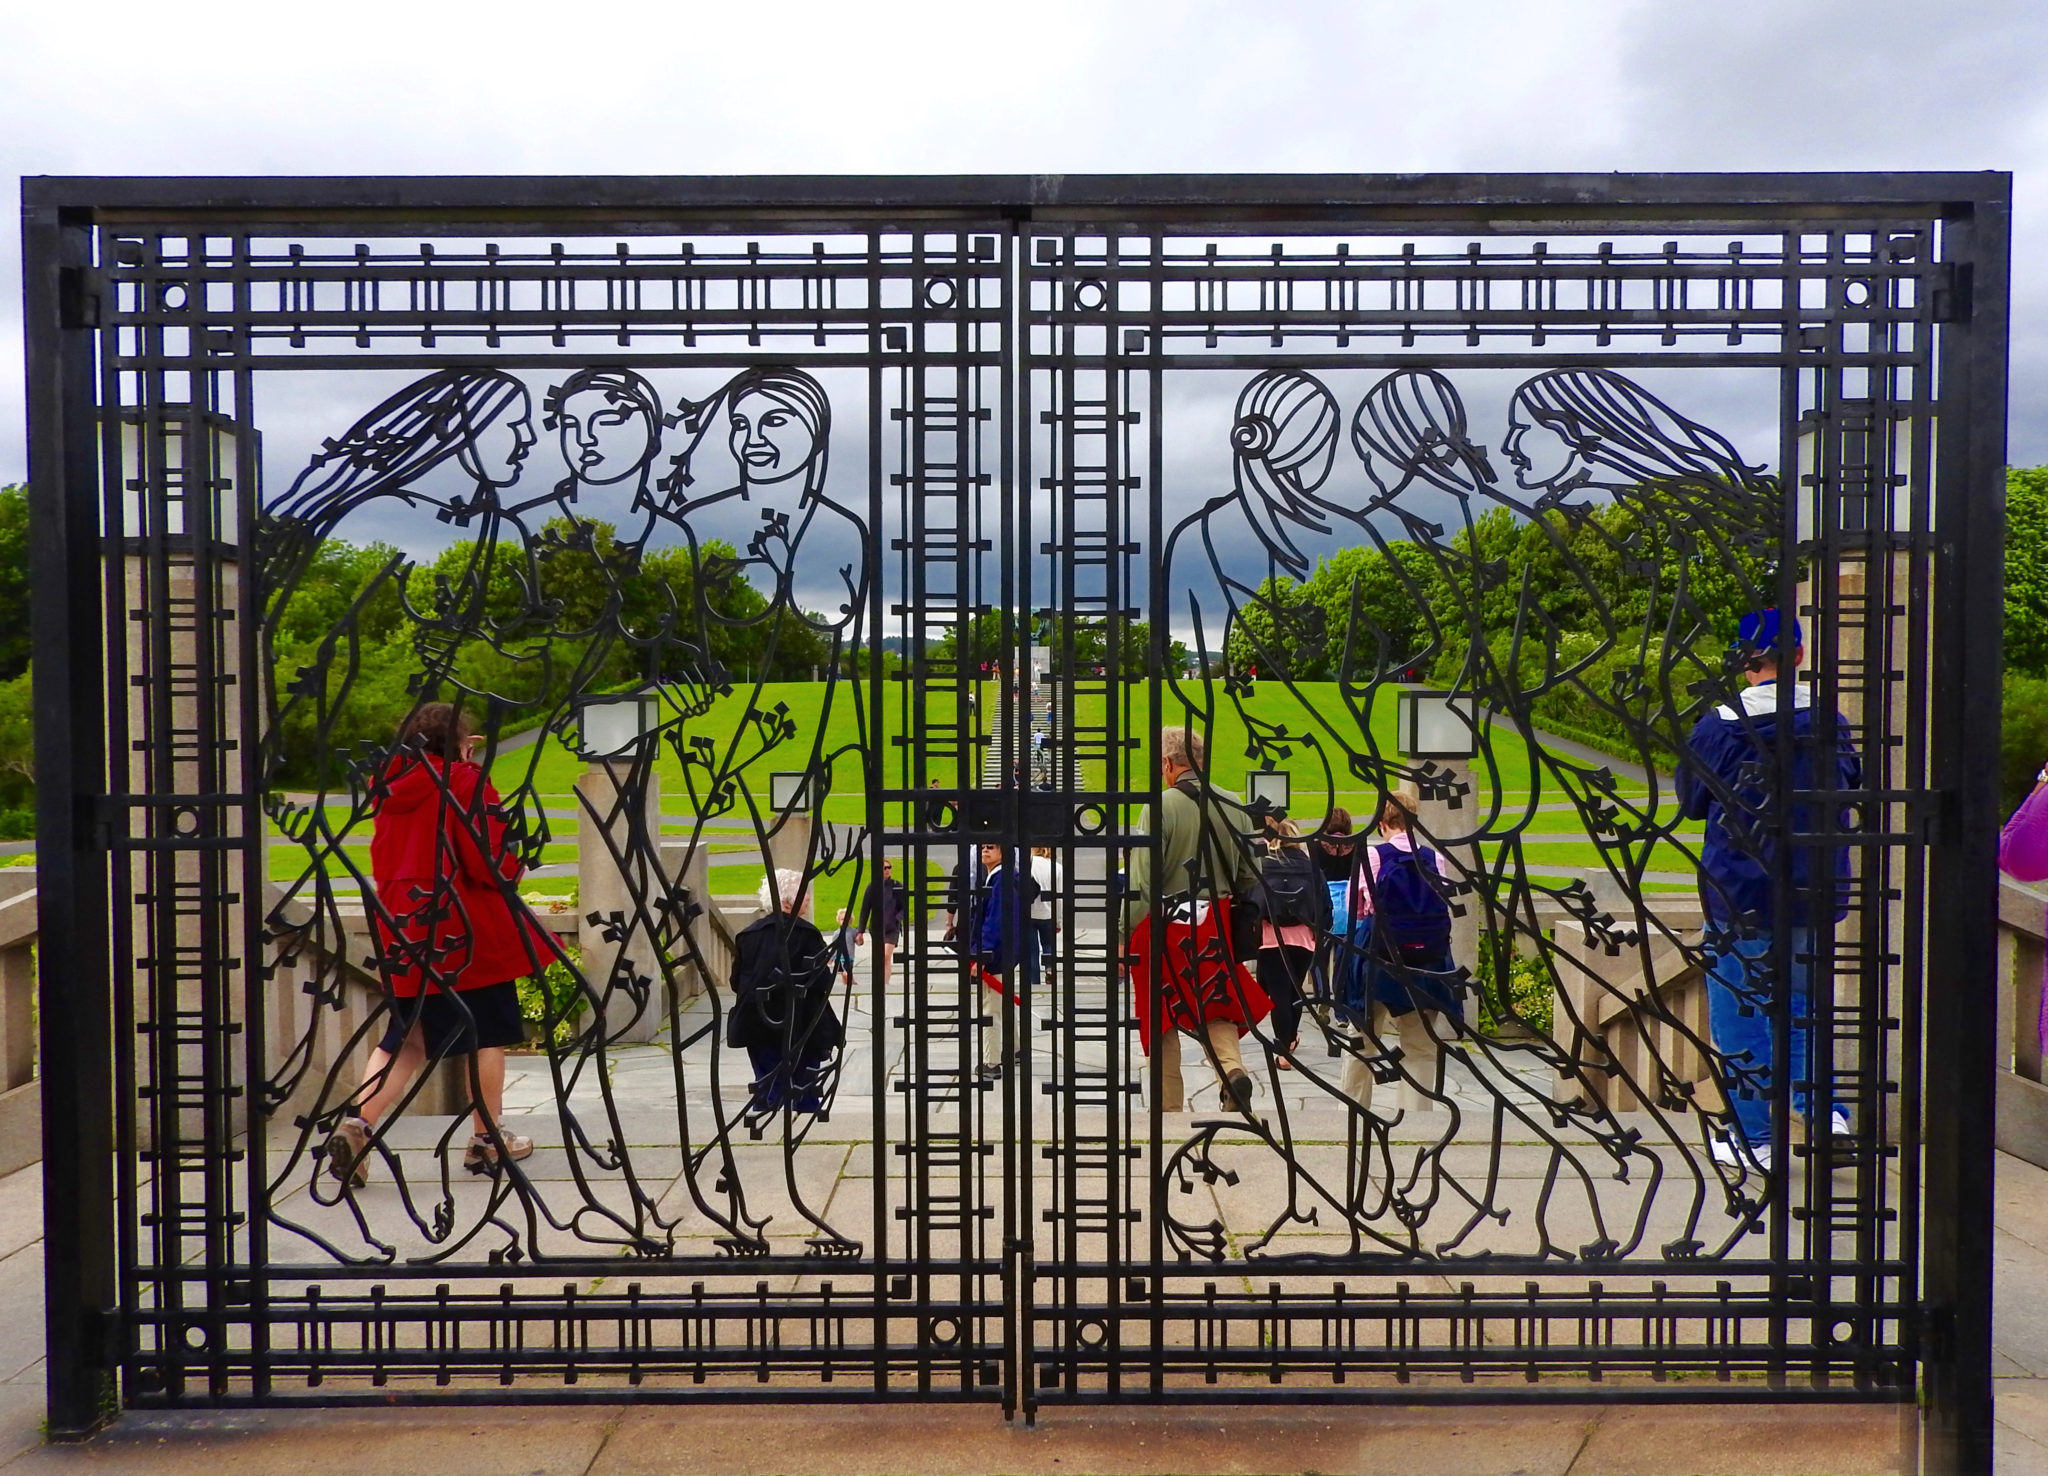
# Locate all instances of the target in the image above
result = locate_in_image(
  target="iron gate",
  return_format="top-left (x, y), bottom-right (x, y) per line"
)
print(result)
top-left (20, 175), bottom-right (2005, 1465)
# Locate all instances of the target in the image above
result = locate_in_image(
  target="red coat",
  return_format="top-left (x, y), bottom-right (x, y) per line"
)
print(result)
top-left (369, 756), bottom-right (559, 996)
top-left (1126, 896), bottom-right (1271, 1054)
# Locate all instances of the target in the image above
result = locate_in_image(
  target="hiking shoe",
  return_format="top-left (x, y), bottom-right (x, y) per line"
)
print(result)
top-left (462, 1131), bottom-right (534, 1176)
top-left (324, 1116), bottom-right (371, 1188)
top-left (1223, 1070), bottom-right (1257, 1113)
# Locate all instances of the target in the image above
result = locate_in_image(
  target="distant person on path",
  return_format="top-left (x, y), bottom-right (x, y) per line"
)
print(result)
top-left (1999, 762), bottom-right (2048, 1061)
top-left (1679, 610), bottom-right (1861, 1171)
top-left (854, 858), bottom-right (908, 992)
top-left (325, 702), bottom-right (553, 1187)
top-left (727, 868), bottom-right (842, 1116)
top-left (1121, 727), bottom-right (1272, 1114)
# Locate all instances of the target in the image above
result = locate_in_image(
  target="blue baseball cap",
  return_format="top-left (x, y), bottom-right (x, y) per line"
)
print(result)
top-left (1737, 608), bottom-right (1804, 651)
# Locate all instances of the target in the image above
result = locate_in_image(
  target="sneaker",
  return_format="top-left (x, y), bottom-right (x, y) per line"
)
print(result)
top-left (462, 1131), bottom-right (534, 1176)
top-left (324, 1116), bottom-right (371, 1188)
top-left (1708, 1133), bottom-right (1771, 1172)
top-left (1829, 1109), bottom-right (1854, 1140)
top-left (1223, 1070), bottom-right (1257, 1113)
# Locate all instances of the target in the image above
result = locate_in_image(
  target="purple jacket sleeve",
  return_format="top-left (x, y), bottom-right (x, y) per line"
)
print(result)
top-left (2000, 783), bottom-right (2048, 883)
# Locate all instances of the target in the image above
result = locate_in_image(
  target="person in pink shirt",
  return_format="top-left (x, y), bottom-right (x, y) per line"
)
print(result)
top-left (1253, 818), bottom-right (1329, 1067)
top-left (1999, 761), bottom-right (2048, 1060)
top-left (1338, 782), bottom-right (1459, 1114)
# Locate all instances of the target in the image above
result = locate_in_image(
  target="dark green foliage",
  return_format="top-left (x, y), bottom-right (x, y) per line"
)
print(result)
top-left (2007, 468), bottom-right (2048, 678)
top-left (0, 488), bottom-right (29, 683)
top-left (932, 611), bottom-right (1188, 678)
top-left (1224, 541), bottom-right (1434, 680)
top-left (264, 520), bottom-right (835, 787)
top-left (517, 946), bottom-right (590, 1049)
top-left (2003, 671), bottom-right (2048, 816)
top-left (1474, 938), bottom-right (1555, 1038)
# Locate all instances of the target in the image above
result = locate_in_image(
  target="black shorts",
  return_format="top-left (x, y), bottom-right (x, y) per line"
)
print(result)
top-left (378, 978), bottom-right (528, 1057)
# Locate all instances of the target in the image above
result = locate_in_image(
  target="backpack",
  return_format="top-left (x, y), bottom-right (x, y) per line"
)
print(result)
top-left (1257, 847), bottom-right (1324, 931)
top-left (1171, 773), bottom-right (1263, 961)
top-left (1370, 841), bottom-right (1452, 958)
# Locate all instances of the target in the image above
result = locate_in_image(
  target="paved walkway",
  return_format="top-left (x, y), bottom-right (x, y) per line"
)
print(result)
top-left (0, 1148), bottom-right (2028, 1469)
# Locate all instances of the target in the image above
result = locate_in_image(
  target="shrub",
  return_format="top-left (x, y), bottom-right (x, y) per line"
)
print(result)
top-left (1474, 938), bottom-right (1555, 1038)
top-left (516, 945), bottom-right (591, 1050)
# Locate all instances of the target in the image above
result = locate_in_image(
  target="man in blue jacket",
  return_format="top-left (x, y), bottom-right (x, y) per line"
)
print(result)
top-left (1678, 609), bottom-right (1860, 1171)
top-left (971, 843), bottom-right (1038, 1079)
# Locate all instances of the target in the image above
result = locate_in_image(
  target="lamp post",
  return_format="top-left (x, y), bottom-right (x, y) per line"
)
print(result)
top-left (575, 691), bottom-right (664, 1044)
top-left (1245, 769), bottom-right (1290, 822)
top-left (1395, 688), bottom-right (1482, 982)
top-left (765, 771), bottom-right (815, 884)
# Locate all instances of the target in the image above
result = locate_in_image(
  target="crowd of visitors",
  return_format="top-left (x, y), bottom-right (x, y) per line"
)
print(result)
top-left (325, 603), bottom-right (1889, 1181)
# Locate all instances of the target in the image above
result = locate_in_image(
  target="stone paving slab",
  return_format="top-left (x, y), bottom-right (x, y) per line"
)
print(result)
top-left (0, 1402), bottom-right (1913, 1475)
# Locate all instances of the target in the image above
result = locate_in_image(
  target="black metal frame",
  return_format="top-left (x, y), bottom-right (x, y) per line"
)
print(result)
top-left (18, 174), bottom-right (2007, 1472)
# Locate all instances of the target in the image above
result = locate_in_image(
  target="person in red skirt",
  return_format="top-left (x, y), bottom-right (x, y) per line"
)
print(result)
top-left (324, 702), bottom-right (561, 1186)
top-left (1120, 727), bottom-right (1270, 1114)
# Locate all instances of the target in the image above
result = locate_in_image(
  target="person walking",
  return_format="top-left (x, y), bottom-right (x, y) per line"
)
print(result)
top-left (1028, 845), bottom-right (1063, 987)
top-left (324, 702), bottom-right (554, 1187)
top-left (853, 858), bottom-right (907, 991)
top-left (1679, 609), bottom-right (1861, 1170)
top-left (1337, 782), bottom-right (1460, 1114)
top-left (1254, 818), bottom-right (1327, 1066)
top-left (970, 843), bottom-right (1037, 1079)
top-left (728, 869), bottom-right (842, 1116)
top-left (1121, 728), bottom-right (1272, 1114)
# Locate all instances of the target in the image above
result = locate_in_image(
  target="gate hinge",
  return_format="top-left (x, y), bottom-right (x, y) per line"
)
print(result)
top-left (58, 266), bottom-right (102, 331)
top-left (1931, 262), bottom-right (1974, 324)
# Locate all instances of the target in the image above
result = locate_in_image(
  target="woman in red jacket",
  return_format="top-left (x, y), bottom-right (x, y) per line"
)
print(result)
top-left (325, 702), bottom-right (560, 1186)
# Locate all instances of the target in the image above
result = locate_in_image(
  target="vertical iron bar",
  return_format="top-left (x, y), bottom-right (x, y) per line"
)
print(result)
top-left (24, 201), bottom-right (118, 1437)
top-left (1921, 185), bottom-right (2008, 1476)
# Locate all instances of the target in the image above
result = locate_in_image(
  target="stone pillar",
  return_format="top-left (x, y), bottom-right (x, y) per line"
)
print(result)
top-left (767, 811), bottom-right (814, 884)
top-left (577, 761), bottom-right (666, 1044)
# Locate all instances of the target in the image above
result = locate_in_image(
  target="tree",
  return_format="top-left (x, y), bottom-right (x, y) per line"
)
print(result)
top-left (2008, 468), bottom-right (2048, 678)
top-left (0, 488), bottom-right (27, 682)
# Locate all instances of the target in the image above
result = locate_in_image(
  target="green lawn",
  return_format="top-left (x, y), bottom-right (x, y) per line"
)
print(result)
top-left (258, 679), bottom-right (1704, 919)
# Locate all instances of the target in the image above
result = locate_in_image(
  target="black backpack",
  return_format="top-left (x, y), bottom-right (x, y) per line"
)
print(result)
top-left (1257, 847), bottom-right (1325, 931)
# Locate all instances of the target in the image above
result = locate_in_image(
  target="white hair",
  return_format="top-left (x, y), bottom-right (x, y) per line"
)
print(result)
top-left (1161, 726), bottom-right (1205, 772)
top-left (757, 868), bottom-right (806, 913)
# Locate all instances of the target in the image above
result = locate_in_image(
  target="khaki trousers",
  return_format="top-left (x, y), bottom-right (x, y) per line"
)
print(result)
top-left (1155, 1018), bottom-right (1247, 1112)
top-left (1339, 1004), bottom-right (1446, 1115)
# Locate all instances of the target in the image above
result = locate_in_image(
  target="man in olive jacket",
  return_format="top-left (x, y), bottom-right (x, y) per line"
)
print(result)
top-left (1121, 726), bottom-right (1268, 1112)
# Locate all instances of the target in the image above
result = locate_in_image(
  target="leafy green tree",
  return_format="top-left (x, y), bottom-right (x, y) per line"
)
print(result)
top-left (0, 488), bottom-right (28, 682)
top-left (2008, 468), bottom-right (2048, 678)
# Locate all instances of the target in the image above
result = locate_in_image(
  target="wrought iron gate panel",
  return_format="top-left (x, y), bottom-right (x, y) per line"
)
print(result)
top-left (19, 178), bottom-right (2006, 1453)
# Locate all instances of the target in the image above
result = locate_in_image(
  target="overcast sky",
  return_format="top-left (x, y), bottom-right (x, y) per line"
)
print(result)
top-left (5, 0), bottom-right (2045, 596)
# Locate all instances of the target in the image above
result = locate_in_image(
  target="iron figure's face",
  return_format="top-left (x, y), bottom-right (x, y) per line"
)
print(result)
top-left (457, 403), bottom-right (536, 487)
top-left (1503, 410), bottom-right (1585, 490)
top-left (729, 391), bottom-right (816, 487)
top-left (557, 390), bottom-right (657, 485)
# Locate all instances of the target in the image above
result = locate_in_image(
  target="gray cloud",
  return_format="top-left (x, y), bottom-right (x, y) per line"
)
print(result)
top-left (5, 0), bottom-right (2044, 476)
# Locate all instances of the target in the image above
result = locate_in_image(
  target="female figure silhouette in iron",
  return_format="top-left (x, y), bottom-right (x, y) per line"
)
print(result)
top-left (649, 365), bottom-right (869, 1254)
top-left (1159, 368), bottom-right (1357, 830)
top-left (259, 367), bottom-right (683, 1265)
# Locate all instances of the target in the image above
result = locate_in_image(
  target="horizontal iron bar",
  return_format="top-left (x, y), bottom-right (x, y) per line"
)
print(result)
top-left (23, 171), bottom-right (2012, 215)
